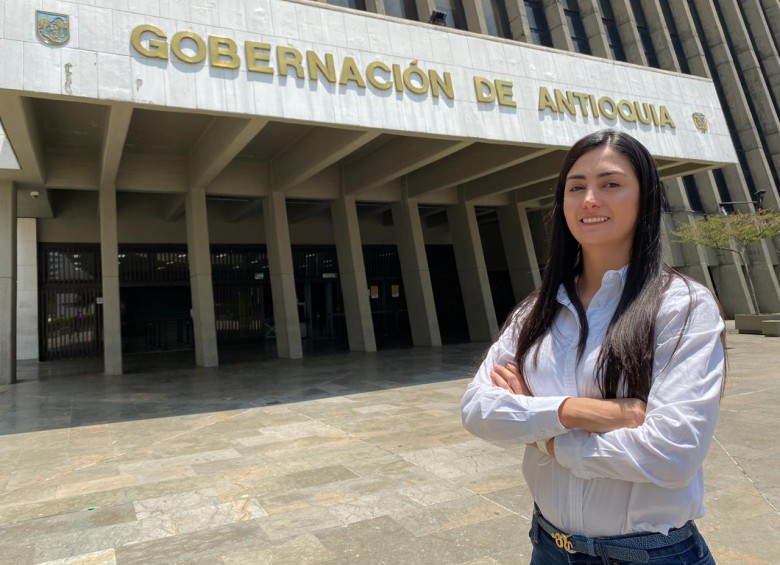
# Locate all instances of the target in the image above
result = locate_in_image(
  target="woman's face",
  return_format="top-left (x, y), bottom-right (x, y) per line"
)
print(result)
top-left (563, 145), bottom-right (641, 255)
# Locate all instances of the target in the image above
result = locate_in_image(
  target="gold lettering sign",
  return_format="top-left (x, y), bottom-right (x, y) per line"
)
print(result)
top-left (128, 25), bottom-right (457, 101)
top-left (537, 86), bottom-right (676, 130)
top-left (127, 24), bottom-right (686, 131)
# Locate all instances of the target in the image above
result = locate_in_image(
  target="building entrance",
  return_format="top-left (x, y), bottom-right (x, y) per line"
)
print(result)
top-left (364, 245), bottom-right (412, 349)
top-left (120, 286), bottom-right (192, 354)
top-left (292, 246), bottom-right (348, 351)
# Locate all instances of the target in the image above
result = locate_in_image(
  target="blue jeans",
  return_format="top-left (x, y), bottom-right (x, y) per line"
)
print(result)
top-left (529, 516), bottom-right (716, 565)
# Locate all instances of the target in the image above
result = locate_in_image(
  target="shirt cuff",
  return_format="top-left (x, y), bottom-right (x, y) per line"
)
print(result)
top-left (530, 396), bottom-right (570, 439)
top-left (553, 429), bottom-right (590, 477)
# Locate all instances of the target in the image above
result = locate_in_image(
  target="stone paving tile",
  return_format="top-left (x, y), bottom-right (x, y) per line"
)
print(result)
top-left (258, 505), bottom-right (343, 541)
top-left (314, 515), bottom-right (487, 565)
top-left (222, 533), bottom-right (334, 565)
top-left (450, 463), bottom-right (527, 495)
top-left (433, 513), bottom-right (530, 554)
top-left (393, 494), bottom-right (513, 537)
top-left (0, 327), bottom-right (778, 563)
top-left (0, 542), bottom-right (35, 565)
top-left (35, 549), bottom-right (117, 565)
top-left (112, 520), bottom-right (268, 565)
top-left (0, 502), bottom-right (136, 544)
top-left (480, 486), bottom-right (537, 517)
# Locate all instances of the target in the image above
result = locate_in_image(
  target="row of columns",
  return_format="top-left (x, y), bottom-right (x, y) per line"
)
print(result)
top-left (0, 178), bottom-right (538, 383)
top-left (88, 187), bottom-right (541, 376)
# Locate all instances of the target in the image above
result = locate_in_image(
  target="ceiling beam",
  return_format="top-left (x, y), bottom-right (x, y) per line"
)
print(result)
top-left (659, 163), bottom-right (714, 179)
top-left (165, 197), bottom-right (185, 222)
top-left (655, 158), bottom-right (677, 169)
top-left (344, 138), bottom-right (472, 195)
top-left (462, 150), bottom-right (566, 201)
top-left (99, 104), bottom-right (133, 189)
top-left (288, 202), bottom-right (331, 224)
top-left (407, 145), bottom-right (550, 198)
top-left (357, 204), bottom-right (391, 219)
top-left (514, 178), bottom-right (557, 204)
top-left (227, 200), bottom-right (263, 223)
top-left (117, 153), bottom-right (188, 193)
top-left (209, 160), bottom-right (269, 198)
top-left (46, 152), bottom-right (99, 189)
top-left (272, 127), bottom-right (379, 192)
top-left (0, 93), bottom-right (44, 184)
top-left (189, 117), bottom-right (269, 190)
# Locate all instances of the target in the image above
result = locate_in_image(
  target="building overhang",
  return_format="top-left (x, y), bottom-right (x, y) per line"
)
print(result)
top-left (0, 0), bottom-right (737, 218)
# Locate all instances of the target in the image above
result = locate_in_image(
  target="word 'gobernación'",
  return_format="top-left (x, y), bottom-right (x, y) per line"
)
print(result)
top-left (130, 24), bottom-right (458, 99)
top-left (130, 25), bottom-right (676, 130)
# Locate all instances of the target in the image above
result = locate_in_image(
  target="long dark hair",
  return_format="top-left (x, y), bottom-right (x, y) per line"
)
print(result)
top-left (515, 129), bottom-right (675, 401)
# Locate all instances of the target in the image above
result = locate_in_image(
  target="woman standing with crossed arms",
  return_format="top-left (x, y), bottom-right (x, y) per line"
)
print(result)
top-left (462, 130), bottom-right (723, 564)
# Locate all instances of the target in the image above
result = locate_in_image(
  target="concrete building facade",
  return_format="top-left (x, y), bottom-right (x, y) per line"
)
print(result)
top-left (0, 0), bottom-right (775, 383)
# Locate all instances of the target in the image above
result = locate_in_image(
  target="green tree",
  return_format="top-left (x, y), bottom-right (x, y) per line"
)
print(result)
top-left (673, 210), bottom-right (780, 313)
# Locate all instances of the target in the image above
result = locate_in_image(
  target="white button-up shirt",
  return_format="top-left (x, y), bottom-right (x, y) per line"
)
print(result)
top-left (461, 268), bottom-right (725, 536)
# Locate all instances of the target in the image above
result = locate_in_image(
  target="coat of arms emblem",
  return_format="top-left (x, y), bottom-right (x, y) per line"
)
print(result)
top-left (36, 11), bottom-right (70, 46)
top-left (692, 112), bottom-right (708, 132)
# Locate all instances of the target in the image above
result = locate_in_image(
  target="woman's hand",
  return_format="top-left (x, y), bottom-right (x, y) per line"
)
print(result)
top-left (559, 397), bottom-right (647, 433)
top-left (490, 363), bottom-right (533, 396)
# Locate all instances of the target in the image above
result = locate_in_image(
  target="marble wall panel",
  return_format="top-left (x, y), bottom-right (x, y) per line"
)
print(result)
top-left (0, 0), bottom-right (739, 165)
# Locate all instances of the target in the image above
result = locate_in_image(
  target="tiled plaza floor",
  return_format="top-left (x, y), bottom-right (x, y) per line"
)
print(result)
top-left (0, 323), bottom-right (778, 564)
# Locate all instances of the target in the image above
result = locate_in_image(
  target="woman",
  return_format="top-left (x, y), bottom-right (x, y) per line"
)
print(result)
top-left (461, 129), bottom-right (723, 564)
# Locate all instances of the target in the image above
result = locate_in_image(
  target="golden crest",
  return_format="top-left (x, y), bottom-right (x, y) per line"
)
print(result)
top-left (692, 112), bottom-right (708, 132)
top-left (36, 11), bottom-right (70, 46)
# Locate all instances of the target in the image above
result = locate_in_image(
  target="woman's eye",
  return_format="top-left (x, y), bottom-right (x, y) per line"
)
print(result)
top-left (568, 185), bottom-right (583, 192)
top-left (604, 182), bottom-right (621, 189)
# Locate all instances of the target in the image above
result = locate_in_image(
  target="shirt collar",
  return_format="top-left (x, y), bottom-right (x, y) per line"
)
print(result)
top-left (556, 265), bottom-right (629, 307)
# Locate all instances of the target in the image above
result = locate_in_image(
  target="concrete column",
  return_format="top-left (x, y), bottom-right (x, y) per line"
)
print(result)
top-left (660, 212), bottom-right (680, 267)
top-left (760, 0), bottom-right (780, 44)
top-left (463, 0), bottom-right (488, 34)
top-left (263, 192), bottom-right (303, 359)
top-left (331, 195), bottom-right (376, 352)
top-left (391, 198), bottom-right (441, 347)
top-left (742, 0), bottom-right (780, 112)
top-left (505, 0), bottom-right (531, 42)
top-left (185, 187), bottom-right (219, 367)
top-left (414, 0), bottom-right (435, 23)
top-left (497, 203), bottom-right (541, 302)
top-left (578, 0), bottom-right (611, 58)
top-left (716, 0), bottom-right (780, 184)
top-left (365, 0), bottom-right (386, 15)
top-left (610, 0), bottom-right (648, 65)
top-left (692, 0), bottom-right (780, 213)
top-left (693, 170), bottom-right (765, 316)
top-left (99, 184), bottom-right (122, 375)
top-left (642, 0), bottom-right (681, 71)
top-left (674, 0), bottom-right (780, 313)
top-left (663, 179), bottom-right (717, 295)
top-left (543, 0), bottom-right (574, 51)
top-left (638, 4), bottom-right (724, 299)
top-left (669, 1), bottom-right (709, 74)
top-left (0, 181), bottom-right (17, 384)
top-left (447, 202), bottom-right (497, 342)
top-left (16, 218), bottom-right (38, 361)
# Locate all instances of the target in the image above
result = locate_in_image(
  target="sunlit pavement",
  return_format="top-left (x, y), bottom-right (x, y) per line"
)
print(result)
top-left (0, 322), bottom-right (777, 564)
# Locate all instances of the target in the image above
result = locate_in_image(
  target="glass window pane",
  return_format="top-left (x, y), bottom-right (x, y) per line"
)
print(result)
top-left (384, 0), bottom-right (418, 20)
top-left (525, 1), bottom-right (553, 47)
top-left (435, 0), bottom-right (468, 29)
top-left (327, 0), bottom-right (367, 9)
top-left (483, 0), bottom-right (511, 38)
